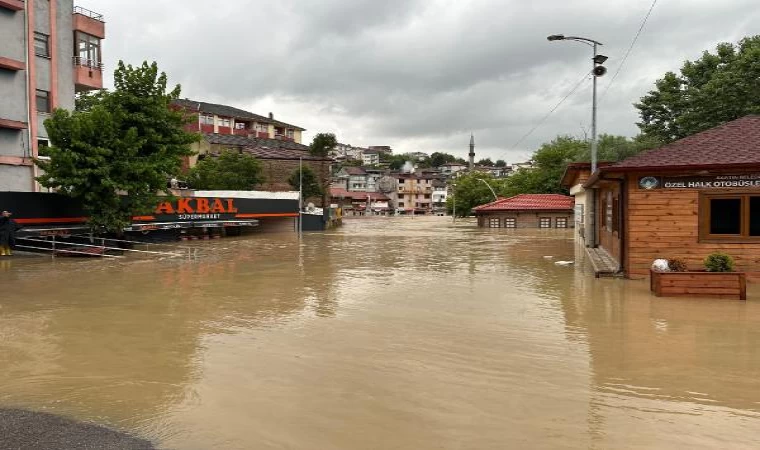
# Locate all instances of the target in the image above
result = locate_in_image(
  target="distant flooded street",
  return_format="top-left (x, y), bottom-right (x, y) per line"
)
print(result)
top-left (1, 217), bottom-right (759, 449)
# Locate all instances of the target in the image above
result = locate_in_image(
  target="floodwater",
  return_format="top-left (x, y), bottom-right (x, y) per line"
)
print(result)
top-left (1, 217), bottom-right (760, 449)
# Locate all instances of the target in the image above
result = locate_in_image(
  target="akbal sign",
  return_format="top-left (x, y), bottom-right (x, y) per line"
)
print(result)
top-left (154, 198), bottom-right (239, 221)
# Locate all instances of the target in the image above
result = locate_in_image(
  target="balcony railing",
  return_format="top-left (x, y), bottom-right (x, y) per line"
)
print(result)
top-left (73, 5), bottom-right (104, 22)
top-left (72, 56), bottom-right (103, 71)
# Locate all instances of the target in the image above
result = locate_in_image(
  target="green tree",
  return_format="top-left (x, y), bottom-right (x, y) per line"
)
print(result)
top-left (430, 152), bottom-right (457, 168)
top-left (502, 136), bottom-right (585, 196)
top-left (476, 158), bottom-right (494, 166)
top-left (635, 36), bottom-right (760, 143)
top-left (309, 133), bottom-right (337, 157)
top-left (36, 61), bottom-right (198, 232)
top-left (187, 151), bottom-right (262, 190)
top-left (387, 154), bottom-right (408, 171)
top-left (309, 133), bottom-right (336, 206)
top-left (446, 172), bottom-right (503, 217)
top-left (288, 165), bottom-right (323, 201)
top-left (494, 159), bottom-right (507, 167)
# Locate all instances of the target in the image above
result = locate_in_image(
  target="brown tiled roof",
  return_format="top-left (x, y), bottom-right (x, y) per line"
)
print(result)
top-left (608, 115), bottom-right (760, 171)
top-left (343, 167), bottom-right (367, 175)
top-left (203, 133), bottom-right (330, 161)
top-left (473, 194), bottom-right (574, 212)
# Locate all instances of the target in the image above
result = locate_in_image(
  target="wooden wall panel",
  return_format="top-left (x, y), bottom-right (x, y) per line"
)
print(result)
top-left (625, 175), bottom-right (760, 279)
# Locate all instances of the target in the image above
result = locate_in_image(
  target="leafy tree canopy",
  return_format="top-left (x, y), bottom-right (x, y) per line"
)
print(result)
top-left (446, 172), bottom-right (504, 217)
top-left (310, 133), bottom-right (337, 157)
top-left (495, 159), bottom-right (507, 167)
top-left (635, 35), bottom-right (760, 143)
top-left (187, 151), bottom-right (262, 190)
top-left (476, 158), bottom-right (494, 166)
top-left (288, 165), bottom-right (323, 201)
top-left (430, 152), bottom-right (458, 167)
top-left (36, 61), bottom-right (198, 232)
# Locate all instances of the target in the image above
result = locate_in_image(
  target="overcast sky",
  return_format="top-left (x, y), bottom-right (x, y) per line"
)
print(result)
top-left (91, 0), bottom-right (759, 163)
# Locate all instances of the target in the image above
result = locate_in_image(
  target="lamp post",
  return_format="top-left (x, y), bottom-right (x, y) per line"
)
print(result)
top-left (547, 34), bottom-right (607, 174)
top-left (479, 178), bottom-right (498, 201)
top-left (451, 183), bottom-right (456, 223)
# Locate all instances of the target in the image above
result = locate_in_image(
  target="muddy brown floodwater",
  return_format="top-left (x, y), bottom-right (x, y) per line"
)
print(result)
top-left (1, 217), bottom-right (760, 449)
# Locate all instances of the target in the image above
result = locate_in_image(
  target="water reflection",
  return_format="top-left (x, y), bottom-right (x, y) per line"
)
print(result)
top-left (0, 217), bottom-right (758, 449)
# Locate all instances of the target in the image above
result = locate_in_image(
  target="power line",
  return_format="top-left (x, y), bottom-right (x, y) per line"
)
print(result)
top-left (601, 0), bottom-right (659, 100)
top-left (508, 70), bottom-right (591, 152)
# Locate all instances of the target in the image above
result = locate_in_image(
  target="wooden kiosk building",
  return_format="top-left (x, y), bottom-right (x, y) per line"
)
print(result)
top-left (583, 115), bottom-right (760, 279)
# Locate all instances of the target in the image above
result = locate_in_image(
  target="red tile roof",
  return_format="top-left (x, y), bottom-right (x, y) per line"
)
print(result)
top-left (473, 194), bottom-right (574, 212)
top-left (609, 115), bottom-right (760, 171)
top-left (329, 188), bottom-right (389, 201)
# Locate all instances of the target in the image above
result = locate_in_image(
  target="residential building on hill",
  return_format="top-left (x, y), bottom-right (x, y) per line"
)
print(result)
top-left (1, 1), bottom-right (106, 191)
top-left (362, 148), bottom-right (380, 166)
top-left (330, 143), bottom-right (366, 161)
top-left (173, 99), bottom-right (305, 144)
top-left (439, 163), bottom-right (468, 176)
top-left (396, 173), bottom-right (438, 214)
top-left (368, 145), bottom-right (392, 155)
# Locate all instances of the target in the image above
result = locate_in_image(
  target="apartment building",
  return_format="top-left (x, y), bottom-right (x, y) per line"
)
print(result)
top-left (0, 1), bottom-right (105, 191)
top-left (173, 99), bottom-right (305, 144)
top-left (361, 148), bottom-right (380, 166)
top-left (396, 173), bottom-right (436, 214)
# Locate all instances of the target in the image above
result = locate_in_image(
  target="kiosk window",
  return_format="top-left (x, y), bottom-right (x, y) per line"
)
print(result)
top-left (701, 194), bottom-right (760, 240)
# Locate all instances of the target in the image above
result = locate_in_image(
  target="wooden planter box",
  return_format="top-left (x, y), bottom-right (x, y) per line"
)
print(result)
top-left (650, 270), bottom-right (746, 300)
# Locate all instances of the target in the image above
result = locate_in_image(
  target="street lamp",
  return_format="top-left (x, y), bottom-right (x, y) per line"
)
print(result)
top-left (451, 183), bottom-right (456, 223)
top-left (479, 178), bottom-right (498, 201)
top-left (547, 34), bottom-right (607, 173)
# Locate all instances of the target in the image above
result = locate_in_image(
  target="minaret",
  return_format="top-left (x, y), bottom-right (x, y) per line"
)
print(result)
top-left (468, 133), bottom-right (475, 170)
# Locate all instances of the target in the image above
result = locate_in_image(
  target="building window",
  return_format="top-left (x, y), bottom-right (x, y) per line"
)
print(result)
top-left (505, 218), bottom-right (516, 228)
top-left (34, 32), bottom-right (49, 57)
top-left (75, 32), bottom-right (101, 66)
top-left (200, 114), bottom-right (214, 125)
top-left (556, 217), bottom-right (568, 228)
top-left (700, 193), bottom-right (760, 240)
top-left (257, 123), bottom-right (269, 132)
top-left (287, 129), bottom-right (294, 138)
top-left (219, 118), bottom-right (231, 128)
top-left (36, 90), bottom-right (51, 113)
top-left (539, 217), bottom-right (551, 228)
top-left (488, 218), bottom-right (501, 228)
top-left (398, 202), bottom-right (404, 207)
top-left (235, 122), bottom-right (246, 130)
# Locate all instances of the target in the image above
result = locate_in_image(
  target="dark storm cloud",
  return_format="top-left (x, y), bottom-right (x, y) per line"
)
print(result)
top-left (92, 0), bottom-right (760, 162)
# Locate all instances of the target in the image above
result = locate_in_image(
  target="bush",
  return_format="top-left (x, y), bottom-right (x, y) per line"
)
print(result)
top-left (668, 258), bottom-right (688, 272)
top-left (704, 252), bottom-right (735, 272)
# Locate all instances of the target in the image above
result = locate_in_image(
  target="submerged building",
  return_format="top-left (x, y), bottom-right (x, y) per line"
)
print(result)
top-left (0, 1), bottom-right (105, 191)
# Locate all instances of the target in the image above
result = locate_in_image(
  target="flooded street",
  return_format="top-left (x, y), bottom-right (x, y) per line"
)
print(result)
top-left (1, 217), bottom-right (760, 449)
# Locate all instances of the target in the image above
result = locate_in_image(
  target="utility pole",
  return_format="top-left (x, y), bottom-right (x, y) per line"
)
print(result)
top-left (298, 157), bottom-right (303, 237)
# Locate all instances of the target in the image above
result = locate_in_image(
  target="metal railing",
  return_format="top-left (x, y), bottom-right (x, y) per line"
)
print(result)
top-left (73, 5), bottom-right (104, 22)
top-left (72, 55), bottom-right (103, 71)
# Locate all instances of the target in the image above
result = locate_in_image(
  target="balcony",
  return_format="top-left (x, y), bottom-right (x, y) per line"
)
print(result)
top-left (0, 56), bottom-right (24, 71)
top-left (73, 6), bottom-right (105, 39)
top-left (0, 0), bottom-right (24, 12)
top-left (73, 56), bottom-right (103, 91)
top-left (0, 118), bottom-right (28, 130)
